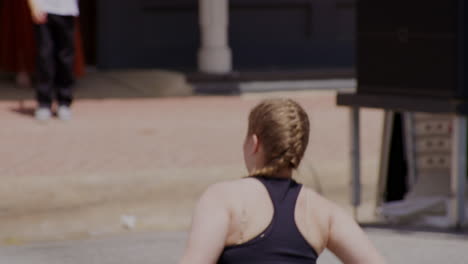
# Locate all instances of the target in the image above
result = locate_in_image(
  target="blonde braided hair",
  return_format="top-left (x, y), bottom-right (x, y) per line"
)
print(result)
top-left (247, 98), bottom-right (310, 177)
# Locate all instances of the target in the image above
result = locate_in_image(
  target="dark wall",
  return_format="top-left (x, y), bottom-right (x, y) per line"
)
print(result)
top-left (98, 0), bottom-right (199, 69)
top-left (98, 0), bottom-right (355, 70)
top-left (230, 0), bottom-right (355, 70)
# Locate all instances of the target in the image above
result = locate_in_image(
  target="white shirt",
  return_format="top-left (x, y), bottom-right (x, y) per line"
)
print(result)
top-left (36, 0), bottom-right (79, 16)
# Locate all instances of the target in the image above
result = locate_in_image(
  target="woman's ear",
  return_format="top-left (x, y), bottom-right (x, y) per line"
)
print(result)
top-left (252, 134), bottom-right (260, 154)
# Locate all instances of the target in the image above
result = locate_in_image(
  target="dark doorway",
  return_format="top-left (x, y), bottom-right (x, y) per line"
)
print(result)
top-left (385, 113), bottom-right (408, 202)
top-left (79, 0), bottom-right (97, 65)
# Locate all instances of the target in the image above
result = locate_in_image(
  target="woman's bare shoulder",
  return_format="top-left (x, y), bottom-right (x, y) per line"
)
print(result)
top-left (201, 178), bottom-right (258, 200)
top-left (298, 185), bottom-right (345, 227)
top-left (300, 185), bottom-right (336, 209)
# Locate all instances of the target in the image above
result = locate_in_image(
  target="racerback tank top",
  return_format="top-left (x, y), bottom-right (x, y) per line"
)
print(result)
top-left (217, 176), bottom-right (318, 264)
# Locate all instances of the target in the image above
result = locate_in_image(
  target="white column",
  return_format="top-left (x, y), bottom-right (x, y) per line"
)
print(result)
top-left (450, 115), bottom-right (467, 228)
top-left (198, 0), bottom-right (232, 74)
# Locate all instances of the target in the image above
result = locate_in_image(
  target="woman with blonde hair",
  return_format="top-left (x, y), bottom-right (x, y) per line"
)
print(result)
top-left (179, 98), bottom-right (385, 264)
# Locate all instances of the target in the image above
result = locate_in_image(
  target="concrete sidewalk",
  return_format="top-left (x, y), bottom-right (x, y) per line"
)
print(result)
top-left (0, 71), bottom-right (383, 244)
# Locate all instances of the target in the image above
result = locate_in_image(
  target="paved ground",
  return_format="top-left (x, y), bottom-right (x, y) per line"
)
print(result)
top-left (0, 70), bottom-right (193, 101)
top-left (1, 70), bottom-right (466, 263)
top-left (0, 229), bottom-right (466, 264)
top-left (0, 71), bottom-right (384, 243)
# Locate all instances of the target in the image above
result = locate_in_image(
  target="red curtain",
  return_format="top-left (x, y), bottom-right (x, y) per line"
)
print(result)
top-left (0, 0), bottom-right (85, 77)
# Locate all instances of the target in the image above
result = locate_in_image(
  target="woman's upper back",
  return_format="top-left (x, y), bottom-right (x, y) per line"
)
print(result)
top-left (179, 176), bottom-right (385, 264)
top-left (218, 176), bottom-right (331, 264)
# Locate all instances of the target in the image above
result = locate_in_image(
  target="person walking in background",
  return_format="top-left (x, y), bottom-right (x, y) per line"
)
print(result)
top-left (28, 0), bottom-right (79, 121)
top-left (0, 0), bottom-right (36, 88)
top-left (178, 98), bottom-right (386, 264)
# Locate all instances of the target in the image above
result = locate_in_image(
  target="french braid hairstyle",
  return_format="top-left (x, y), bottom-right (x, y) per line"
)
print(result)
top-left (247, 98), bottom-right (310, 177)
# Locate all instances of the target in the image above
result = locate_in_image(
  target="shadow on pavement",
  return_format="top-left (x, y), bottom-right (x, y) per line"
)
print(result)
top-left (0, 70), bottom-right (194, 101)
top-left (9, 105), bottom-right (35, 118)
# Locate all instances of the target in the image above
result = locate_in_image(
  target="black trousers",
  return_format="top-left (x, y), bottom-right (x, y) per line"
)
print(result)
top-left (35, 15), bottom-right (75, 108)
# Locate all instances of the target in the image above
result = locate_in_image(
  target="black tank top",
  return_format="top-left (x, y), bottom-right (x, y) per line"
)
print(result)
top-left (217, 176), bottom-right (319, 264)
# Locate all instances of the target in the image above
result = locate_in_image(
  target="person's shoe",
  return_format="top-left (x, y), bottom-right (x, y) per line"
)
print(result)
top-left (35, 107), bottom-right (52, 121)
top-left (57, 105), bottom-right (72, 121)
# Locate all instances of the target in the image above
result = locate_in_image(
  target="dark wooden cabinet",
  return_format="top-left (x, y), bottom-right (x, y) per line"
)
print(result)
top-left (357, 0), bottom-right (468, 99)
top-left (338, 0), bottom-right (468, 115)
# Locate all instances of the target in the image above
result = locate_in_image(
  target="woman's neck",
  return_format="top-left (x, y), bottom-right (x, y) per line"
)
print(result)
top-left (272, 168), bottom-right (293, 179)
